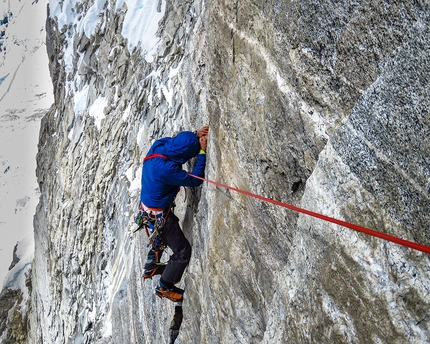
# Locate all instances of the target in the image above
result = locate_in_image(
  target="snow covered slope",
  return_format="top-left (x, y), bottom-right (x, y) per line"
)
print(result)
top-left (0, 0), bottom-right (53, 286)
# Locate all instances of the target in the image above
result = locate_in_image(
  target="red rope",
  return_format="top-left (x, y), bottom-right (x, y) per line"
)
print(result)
top-left (189, 174), bottom-right (430, 255)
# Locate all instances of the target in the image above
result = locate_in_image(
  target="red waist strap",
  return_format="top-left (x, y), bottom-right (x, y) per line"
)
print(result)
top-left (144, 153), bottom-right (169, 162)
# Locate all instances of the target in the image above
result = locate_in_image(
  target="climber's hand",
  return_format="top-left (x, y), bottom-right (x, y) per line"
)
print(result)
top-left (196, 125), bottom-right (209, 138)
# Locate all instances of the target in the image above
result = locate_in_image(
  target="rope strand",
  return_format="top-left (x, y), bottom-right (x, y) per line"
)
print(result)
top-left (189, 174), bottom-right (430, 255)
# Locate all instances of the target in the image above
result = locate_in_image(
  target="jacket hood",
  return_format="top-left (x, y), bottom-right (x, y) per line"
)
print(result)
top-left (155, 131), bottom-right (200, 163)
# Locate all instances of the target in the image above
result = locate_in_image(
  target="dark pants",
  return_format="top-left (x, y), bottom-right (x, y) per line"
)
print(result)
top-left (144, 212), bottom-right (191, 285)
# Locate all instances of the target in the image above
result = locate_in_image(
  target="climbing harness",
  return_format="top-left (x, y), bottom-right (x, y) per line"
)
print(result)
top-left (134, 203), bottom-right (172, 250)
top-left (189, 174), bottom-right (430, 255)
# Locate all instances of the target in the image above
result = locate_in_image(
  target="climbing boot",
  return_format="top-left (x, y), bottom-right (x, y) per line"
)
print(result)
top-left (142, 264), bottom-right (166, 279)
top-left (155, 281), bottom-right (184, 302)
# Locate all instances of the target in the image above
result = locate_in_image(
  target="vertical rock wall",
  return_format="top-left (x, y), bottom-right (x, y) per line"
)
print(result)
top-left (29, 0), bottom-right (429, 343)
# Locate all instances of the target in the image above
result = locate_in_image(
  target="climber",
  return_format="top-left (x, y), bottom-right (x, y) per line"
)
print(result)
top-left (139, 126), bottom-right (209, 302)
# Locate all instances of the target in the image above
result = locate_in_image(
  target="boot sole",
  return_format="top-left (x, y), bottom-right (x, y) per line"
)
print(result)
top-left (155, 290), bottom-right (183, 302)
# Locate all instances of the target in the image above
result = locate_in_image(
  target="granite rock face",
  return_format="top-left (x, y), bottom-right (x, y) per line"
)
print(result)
top-left (6, 0), bottom-right (429, 343)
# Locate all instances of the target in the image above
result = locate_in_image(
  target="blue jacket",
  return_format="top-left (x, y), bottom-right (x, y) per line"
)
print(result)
top-left (140, 131), bottom-right (206, 208)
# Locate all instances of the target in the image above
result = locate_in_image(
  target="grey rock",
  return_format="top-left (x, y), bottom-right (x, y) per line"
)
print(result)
top-left (1, 0), bottom-right (427, 343)
top-left (8, 243), bottom-right (20, 271)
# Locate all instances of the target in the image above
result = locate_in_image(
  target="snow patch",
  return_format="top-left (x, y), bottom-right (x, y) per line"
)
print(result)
top-left (89, 96), bottom-right (108, 130)
top-left (122, 104), bottom-right (131, 121)
top-left (161, 84), bottom-right (174, 106)
top-left (125, 165), bottom-right (142, 193)
top-left (69, 85), bottom-right (89, 139)
top-left (74, 85), bottom-right (90, 115)
top-left (48, 0), bottom-right (75, 29)
top-left (76, 0), bottom-right (106, 37)
top-left (2, 235), bottom-right (34, 309)
top-left (120, 0), bottom-right (166, 62)
top-left (48, 0), bottom-right (76, 77)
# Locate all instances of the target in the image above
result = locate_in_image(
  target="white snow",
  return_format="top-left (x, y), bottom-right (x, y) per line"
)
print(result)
top-left (122, 103), bottom-right (132, 121)
top-left (120, 0), bottom-right (166, 62)
top-left (50, 0), bottom-right (166, 65)
top-left (68, 81), bottom-right (88, 140)
top-left (46, 0), bottom-right (166, 143)
top-left (125, 165), bottom-right (142, 193)
top-left (2, 235), bottom-right (33, 301)
top-left (48, 0), bottom-right (75, 30)
top-left (89, 96), bottom-right (108, 130)
top-left (48, 0), bottom-right (76, 76)
top-left (161, 83), bottom-right (174, 106)
top-left (74, 84), bottom-right (90, 115)
top-left (72, 90), bottom-right (108, 130)
top-left (0, 0), bottom-right (53, 287)
top-left (76, 0), bottom-right (106, 38)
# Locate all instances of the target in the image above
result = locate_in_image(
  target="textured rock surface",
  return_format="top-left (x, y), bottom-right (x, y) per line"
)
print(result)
top-left (5, 0), bottom-right (428, 343)
top-left (0, 272), bottom-right (32, 344)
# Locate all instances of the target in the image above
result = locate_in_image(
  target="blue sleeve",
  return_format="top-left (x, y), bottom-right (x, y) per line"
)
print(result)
top-left (160, 154), bottom-right (206, 187)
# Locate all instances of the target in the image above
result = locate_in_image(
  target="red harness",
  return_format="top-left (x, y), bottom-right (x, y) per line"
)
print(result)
top-left (144, 153), bottom-right (169, 162)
